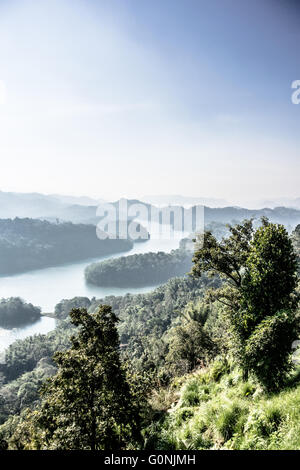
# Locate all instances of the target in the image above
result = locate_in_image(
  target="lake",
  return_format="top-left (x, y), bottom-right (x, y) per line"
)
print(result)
top-left (0, 229), bottom-right (183, 352)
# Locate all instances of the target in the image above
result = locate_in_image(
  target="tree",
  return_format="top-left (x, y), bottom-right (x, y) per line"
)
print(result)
top-left (166, 301), bottom-right (216, 374)
top-left (291, 224), bottom-right (300, 274)
top-left (241, 222), bottom-right (298, 334)
top-left (10, 306), bottom-right (141, 450)
top-left (54, 296), bottom-right (91, 319)
top-left (192, 219), bottom-right (254, 312)
top-left (192, 218), bottom-right (300, 390)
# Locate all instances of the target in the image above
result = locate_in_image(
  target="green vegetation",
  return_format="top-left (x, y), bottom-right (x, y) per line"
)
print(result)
top-left (54, 297), bottom-right (91, 320)
top-left (192, 218), bottom-right (299, 390)
top-left (0, 218), bottom-right (299, 450)
top-left (0, 298), bottom-right (41, 328)
top-left (144, 361), bottom-right (300, 450)
top-left (0, 277), bottom-right (215, 428)
top-left (85, 248), bottom-right (193, 287)
top-left (0, 358), bottom-right (57, 424)
top-left (292, 224), bottom-right (300, 265)
top-left (89, 276), bottom-right (220, 376)
top-left (2, 306), bottom-right (143, 450)
top-left (0, 218), bottom-right (133, 275)
top-left (0, 321), bottom-right (73, 383)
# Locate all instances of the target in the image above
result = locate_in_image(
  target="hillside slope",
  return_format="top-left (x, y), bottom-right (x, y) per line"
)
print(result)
top-left (146, 361), bottom-right (300, 450)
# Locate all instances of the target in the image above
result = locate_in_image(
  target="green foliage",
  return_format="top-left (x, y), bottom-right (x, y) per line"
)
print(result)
top-left (209, 358), bottom-right (230, 382)
top-left (0, 217), bottom-right (133, 275)
top-left (215, 402), bottom-right (244, 441)
top-left (54, 297), bottom-right (91, 319)
top-left (0, 358), bottom-right (56, 423)
top-left (2, 216), bottom-right (299, 449)
top-left (291, 224), bottom-right (300, 269)
top-left (85, 248), bottom-right (193, 287)
top-left (241, 221), bottom-right (299, 332)
top-left (243, 310), bottom-right (298, 390)
top-left (192, 218), bottom-right (300, 390)
top-left (1, 320), bottom-right (73, 381)
top-left (89, 276), bottom-right (218, 376)
top-left (0, 276), bottom-right (214, 431)
top-left (7, 306), bottom-right (142, 450)
top-left (165, 301), bottom-right (218, 375)
top-left (0, 297), bottom-right (41, 328)
top-left (146, 362), bottom-right (300, 450)
top-left (192, 218), bottom-right (254, 288)
top-left (240, 222), bottom-right (299, 389)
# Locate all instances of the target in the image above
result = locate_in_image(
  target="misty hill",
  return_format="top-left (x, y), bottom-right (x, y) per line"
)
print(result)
top-left (85, 248), bottom-right (193, 288)
top-left (251, 197), bottom-right (300, 210)
top-left (112, 199), bottom-right (300, 229)
top-left (142, 195), bottom-right (300, 210)
top-left (49, 194), bottom-right (105, 206)
top-left (0, 191), bottom-right (65, 219)
top-left (141, 194), bottom-right (229, 207)
top-left (203, 205), bottom-right (300, 226)
top-left (1, 192), bottom-right (300, 230)
top-left (0, 218), bottom-right (133, 275)
top-left (0, 191), bottom-right (101, 223)
top-left (0, 192), bottom-right (151, 227)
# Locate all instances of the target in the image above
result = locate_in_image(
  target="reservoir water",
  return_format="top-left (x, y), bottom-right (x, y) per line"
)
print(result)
top-left (0, 230), bottom-right (182, 351)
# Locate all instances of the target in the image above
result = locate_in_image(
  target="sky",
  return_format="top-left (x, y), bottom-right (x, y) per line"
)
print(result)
top-left (0, 0), bottom-right (299, 205)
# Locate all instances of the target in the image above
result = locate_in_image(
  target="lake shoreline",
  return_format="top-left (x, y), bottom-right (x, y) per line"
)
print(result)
top-left (41, 312), bottom-right (56, 318)
top-left (0, 228), bottom-right (182, 351)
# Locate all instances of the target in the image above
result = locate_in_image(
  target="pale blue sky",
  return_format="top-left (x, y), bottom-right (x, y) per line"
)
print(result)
top-left (0, 0), bottom-right (299, 204)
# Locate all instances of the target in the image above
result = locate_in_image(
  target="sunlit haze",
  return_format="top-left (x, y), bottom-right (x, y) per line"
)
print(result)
top-left (0, 0), bottom-right (299, 206)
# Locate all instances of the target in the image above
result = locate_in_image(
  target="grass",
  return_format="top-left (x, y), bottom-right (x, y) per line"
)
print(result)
top-left (145, 360), bottom-right (300, 450)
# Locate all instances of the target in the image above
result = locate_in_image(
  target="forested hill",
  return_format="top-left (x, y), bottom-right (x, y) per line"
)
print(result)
top-left (0, 218), bottom-right (133, 275)
top-left (0, 298), bottom-right (41, 328)
top-left (84, 248), bottom-right (193, 287)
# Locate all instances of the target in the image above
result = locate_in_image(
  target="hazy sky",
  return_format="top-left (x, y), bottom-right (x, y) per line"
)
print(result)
top-left (0, 0), bottom-right (299, 204)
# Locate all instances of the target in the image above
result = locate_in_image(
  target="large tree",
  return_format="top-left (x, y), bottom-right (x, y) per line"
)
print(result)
top-left (192, 218), bottom-right (299, 389)
top-left (10, 305), bottom-right (142, 450)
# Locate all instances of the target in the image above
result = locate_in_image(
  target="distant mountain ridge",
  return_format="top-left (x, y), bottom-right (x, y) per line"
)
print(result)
top-left (0, 191), bottom-right (102, 224)
top-left (141, 194), bottom-right (300, 210)
top-left (202, 205), bottom-right (300, 227)
top-left (1, 191), bottom-right (300, 229)
top-left (49, 194), bottom-right (106, 206)
top-left (141, 194), bottom-right (229, 207)
top-left (252, 197), bottom-right (300, 210)
top-left (112, 199), bottom-right (300, 228)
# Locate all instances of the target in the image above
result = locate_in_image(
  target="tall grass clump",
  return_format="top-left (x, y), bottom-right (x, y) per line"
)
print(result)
top-left (145, 361), bottom-right (300, 450)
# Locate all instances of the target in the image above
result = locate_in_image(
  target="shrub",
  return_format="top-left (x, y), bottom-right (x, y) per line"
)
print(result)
top-left (216, 402), bottom-right (244, 442)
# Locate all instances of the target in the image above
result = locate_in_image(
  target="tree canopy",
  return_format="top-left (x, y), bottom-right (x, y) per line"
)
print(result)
top-left (7, 306), bottom-right (142, 450)
top-left (192, 218), bottom-right (300, 390)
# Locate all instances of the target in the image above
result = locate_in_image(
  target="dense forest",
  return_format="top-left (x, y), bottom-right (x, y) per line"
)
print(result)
top-left (84, 248), bottom-right (193, 287)
top-left (0, 298), bottom-right (41, 328)
top-left (0, 219), bottom-right (299, 450)
top-left (83, 226), bottom-right (230, 288)
top-left (0, 275), bottom-right (213, 427)
top-left (0, 218), bottom-right (134, 275)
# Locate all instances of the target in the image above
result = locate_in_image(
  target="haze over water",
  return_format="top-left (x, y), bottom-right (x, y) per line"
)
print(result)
top-left (0, 229), bottom-right (182, 352)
